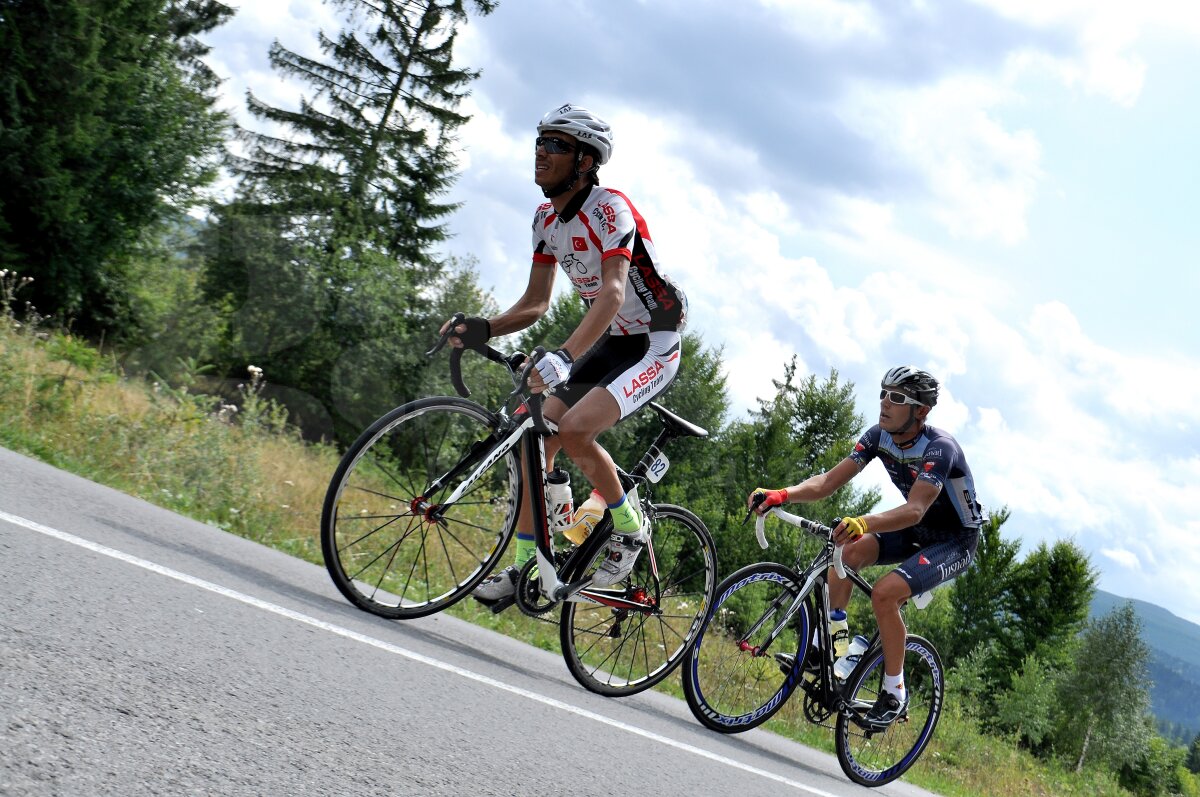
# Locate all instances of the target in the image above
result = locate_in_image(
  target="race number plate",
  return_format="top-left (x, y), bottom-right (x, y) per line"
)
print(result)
top-left (646, 451), bottom-right (670, 483)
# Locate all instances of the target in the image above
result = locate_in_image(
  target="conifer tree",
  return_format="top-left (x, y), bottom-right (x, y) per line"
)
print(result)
top-left (211, 0), bottom-right (497, 440)
top-left (234, 0), bottom-right (496, 265)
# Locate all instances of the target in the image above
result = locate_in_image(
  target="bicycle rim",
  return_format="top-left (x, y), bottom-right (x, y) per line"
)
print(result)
top-left (682, 563), bottom-right (812, 732)
top-left (835, 635), bottom-right (944, 787)
top-left (320, 397), bottom-right (519, 619)
top-left (560, 504), bottom-right (716, 697)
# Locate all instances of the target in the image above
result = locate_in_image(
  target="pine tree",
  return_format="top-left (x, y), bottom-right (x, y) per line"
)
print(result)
top-left (234, 0), bottom-right (495, 265)
top-left (714, 361), bottom-right (879, 575)
top-left (213, 0), bottom-right (497, 441)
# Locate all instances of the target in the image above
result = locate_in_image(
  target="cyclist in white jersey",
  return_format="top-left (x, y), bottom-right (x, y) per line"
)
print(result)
top-left (441, 103), bottom-right (688, 603)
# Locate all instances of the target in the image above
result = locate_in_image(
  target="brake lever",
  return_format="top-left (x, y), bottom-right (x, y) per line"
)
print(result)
top-left (426, 312), bottom-right (465, 358)
top-left (742, 490), bottom-right (767, 525)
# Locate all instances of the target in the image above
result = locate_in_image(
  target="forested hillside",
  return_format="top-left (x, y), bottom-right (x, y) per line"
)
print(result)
top-left (1092, 590), bottom-right (1200, 741)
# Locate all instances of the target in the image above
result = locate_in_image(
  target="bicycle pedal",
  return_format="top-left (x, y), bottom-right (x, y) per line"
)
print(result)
top-left (473, 594), bottom-right (516, 614)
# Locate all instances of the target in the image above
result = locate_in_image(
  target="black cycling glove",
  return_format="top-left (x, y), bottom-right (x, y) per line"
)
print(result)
top-left (457, 315), bottom-right (491, 352)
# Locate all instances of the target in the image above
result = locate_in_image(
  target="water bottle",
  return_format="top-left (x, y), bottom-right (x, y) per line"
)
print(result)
top-left (545, 469), bottom-right (573, 534)
top-left (564, 489), bottom-right (605, 545)
top-left (829, 608), bottom-right (849, 659)
top-left (834, 634), bottom-right (870, 680)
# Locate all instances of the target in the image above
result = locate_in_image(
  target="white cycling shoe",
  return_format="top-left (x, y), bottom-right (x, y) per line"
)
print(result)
top-left (590, 517), bottom-right (650, 587)
top-left (472, 565), bottom-right (519, 601)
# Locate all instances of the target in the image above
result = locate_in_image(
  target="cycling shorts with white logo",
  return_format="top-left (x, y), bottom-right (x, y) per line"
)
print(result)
top-left (553, 331), bottom-right (682, 420)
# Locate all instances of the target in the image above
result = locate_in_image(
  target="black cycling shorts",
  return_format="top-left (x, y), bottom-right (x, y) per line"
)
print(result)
top-left (553, 332), bottom-right (681, 420)
top-left (875, 525), bottom-right (979, 596)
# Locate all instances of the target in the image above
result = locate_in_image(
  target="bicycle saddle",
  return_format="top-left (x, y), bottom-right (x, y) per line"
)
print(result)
top-left (649, 402), bottom-right (709, 439)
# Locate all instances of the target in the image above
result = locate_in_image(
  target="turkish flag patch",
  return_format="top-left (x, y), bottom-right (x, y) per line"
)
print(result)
top-left (919, 555), bottom-right (931, 565)
top-left (572, 236), bottom-right (588, 251)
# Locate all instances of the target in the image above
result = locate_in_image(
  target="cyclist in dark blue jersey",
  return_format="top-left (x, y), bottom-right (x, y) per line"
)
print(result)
top-left (750, 366), bottom-right (983, 728)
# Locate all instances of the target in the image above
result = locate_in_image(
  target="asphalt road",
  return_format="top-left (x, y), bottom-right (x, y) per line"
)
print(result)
top-left (0, 446), bottom-right (942, 797)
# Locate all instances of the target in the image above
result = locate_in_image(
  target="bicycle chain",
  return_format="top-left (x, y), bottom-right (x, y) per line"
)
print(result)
top-left (802, 679), bottom-right (836, 727)
top-left (514, 556), bottom-right (558, 617)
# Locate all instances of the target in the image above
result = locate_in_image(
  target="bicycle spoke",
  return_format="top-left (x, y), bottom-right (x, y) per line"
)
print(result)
top-left (562, 505), bottom-right (716, 697)
top-left (321, 398), bottom-right (518, 619)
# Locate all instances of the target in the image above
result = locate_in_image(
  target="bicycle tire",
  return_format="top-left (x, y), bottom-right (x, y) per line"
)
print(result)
top-left (559, 504), bottom-right (716, 697)
top-left (681, 562), bottom-right (814, 732)
top-left (320, 396), bottom-right (519, 619)
top-left (835, 634), bottom-right (944, 787)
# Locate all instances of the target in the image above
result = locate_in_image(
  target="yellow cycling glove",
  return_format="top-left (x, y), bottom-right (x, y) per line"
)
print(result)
top-left (842, 516), bottom-right (869, 540)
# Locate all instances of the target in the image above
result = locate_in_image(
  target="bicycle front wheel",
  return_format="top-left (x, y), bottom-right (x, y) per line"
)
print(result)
top-left (835, 634), bottom-right (944, 787)
top-left (560, 504), bottom-right (716, 697)
top-left (320, 397), bottom-right (519, 619)
top-left (681, 562), bottom-right (813, 732)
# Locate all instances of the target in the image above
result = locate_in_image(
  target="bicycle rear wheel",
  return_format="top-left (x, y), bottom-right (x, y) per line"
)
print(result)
top-left (835, 634), bottom-right (944, 787)
top-left (681, 562), bottom-right (813, 732)
top-left (320, 396), bottom-right (519, 619)
top-left (560, 504), bottom-right (716, 697)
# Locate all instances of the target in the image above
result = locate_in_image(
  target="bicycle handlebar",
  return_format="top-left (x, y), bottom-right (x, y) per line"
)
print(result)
top-left (754, 507), bottom-right (848, 580)
top-left (427, 314), bottom-right (554, 434)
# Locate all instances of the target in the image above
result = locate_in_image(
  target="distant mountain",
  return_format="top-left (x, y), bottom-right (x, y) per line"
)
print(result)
top-left (1090, 590), bottom-right (1200, 740)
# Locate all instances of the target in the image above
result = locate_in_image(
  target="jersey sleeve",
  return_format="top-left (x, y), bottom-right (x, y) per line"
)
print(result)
top-left (849, 426), bottom-right (880, 469)
top-left (915, 442), bottom-right (955, 491)
top-left (532, 205), bottom-right (556, 266)
top-left (592, 192), bottom-right (636, 261)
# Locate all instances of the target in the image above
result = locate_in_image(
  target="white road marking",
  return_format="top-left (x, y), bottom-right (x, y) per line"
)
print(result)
top-left (2, 509), bottom-right (839, 796)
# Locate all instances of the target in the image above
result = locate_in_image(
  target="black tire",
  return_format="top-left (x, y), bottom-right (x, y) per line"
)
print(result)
top-left (835, 634), bottom-right (944, 787)
top-left (681, 562), bottom-right (813, 732)
top-left (320, 397), bottom-right (519, 619)
top-left (560, 504), bottom-right (716, 697)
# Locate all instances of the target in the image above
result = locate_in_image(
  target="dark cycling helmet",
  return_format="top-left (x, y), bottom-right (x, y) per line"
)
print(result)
top-left (881, 366), bottom-right (939, 407)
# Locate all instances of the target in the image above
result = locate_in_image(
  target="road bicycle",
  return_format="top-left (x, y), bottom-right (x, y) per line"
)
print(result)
top-left (681, 501), bottom-right (945, 787)
top-left (320, 314), bottom-right (718, 697)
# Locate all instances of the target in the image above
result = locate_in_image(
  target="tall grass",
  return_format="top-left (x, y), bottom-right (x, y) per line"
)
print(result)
top-left (0, 298), bottom-right (1166, 797)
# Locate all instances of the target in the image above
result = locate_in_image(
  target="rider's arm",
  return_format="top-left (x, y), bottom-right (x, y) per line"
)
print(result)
top-left (833, 479), bottom-right (941, 545)
top-left (486, 262), bottom-right (557, 337)
top-left (779, 456), bottom-right (861, 503)
top-left (558, 254), bottom-right (627, 360)
top-left (862, 479), bottom-right (941, 533)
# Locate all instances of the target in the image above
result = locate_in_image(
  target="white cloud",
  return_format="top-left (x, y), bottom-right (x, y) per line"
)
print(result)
top-left (838, 75), bottom-right (1042, 243)
top-left (204, 0), bottom-right (1200, 625)
top-left (1101, 547), bottom-right (1141, 570)
top-left (758, 0), bottom-right (884, 41)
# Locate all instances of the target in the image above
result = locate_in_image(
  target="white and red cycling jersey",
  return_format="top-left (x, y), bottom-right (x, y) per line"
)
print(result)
top-left (531, 186), bottom-right (687, 335)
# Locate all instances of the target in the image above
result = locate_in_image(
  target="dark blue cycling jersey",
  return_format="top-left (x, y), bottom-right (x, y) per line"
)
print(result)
top-left (849, 424), bottom-right (984, 534)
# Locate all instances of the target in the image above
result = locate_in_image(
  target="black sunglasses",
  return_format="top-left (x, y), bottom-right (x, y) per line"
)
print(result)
top-left (535, 135), bottom-right (577, 155)
top-left (881, 389), bottom-right (925, 407)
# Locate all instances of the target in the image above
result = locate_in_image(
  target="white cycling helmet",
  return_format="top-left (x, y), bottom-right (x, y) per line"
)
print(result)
top-left (537, 103), bottom-right (613, 165)
top-left (881, 365), bottom-right (940, 407)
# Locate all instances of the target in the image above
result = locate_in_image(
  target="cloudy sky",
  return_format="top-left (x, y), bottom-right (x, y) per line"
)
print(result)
top-left (205, 1), bottom-right (1200, 624)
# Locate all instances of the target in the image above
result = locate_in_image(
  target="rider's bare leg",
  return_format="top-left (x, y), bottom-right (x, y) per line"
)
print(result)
top-left (872, 572), bottom-right (912, 691)
top-left (554, 389), bottom-right (624, 504)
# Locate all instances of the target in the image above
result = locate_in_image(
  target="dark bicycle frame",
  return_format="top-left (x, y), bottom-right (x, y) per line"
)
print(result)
top-left (421, 314), bottom-right (705, 613)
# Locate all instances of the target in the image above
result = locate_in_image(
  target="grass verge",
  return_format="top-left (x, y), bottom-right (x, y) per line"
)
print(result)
top-left (0, 323), bottom-right (1140, 796)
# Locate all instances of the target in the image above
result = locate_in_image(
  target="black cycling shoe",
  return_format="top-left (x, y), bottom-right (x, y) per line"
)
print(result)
top-left (863, 689), bottom-right (909, 729)
top-left (774, 647), bottom-right (821, 677)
